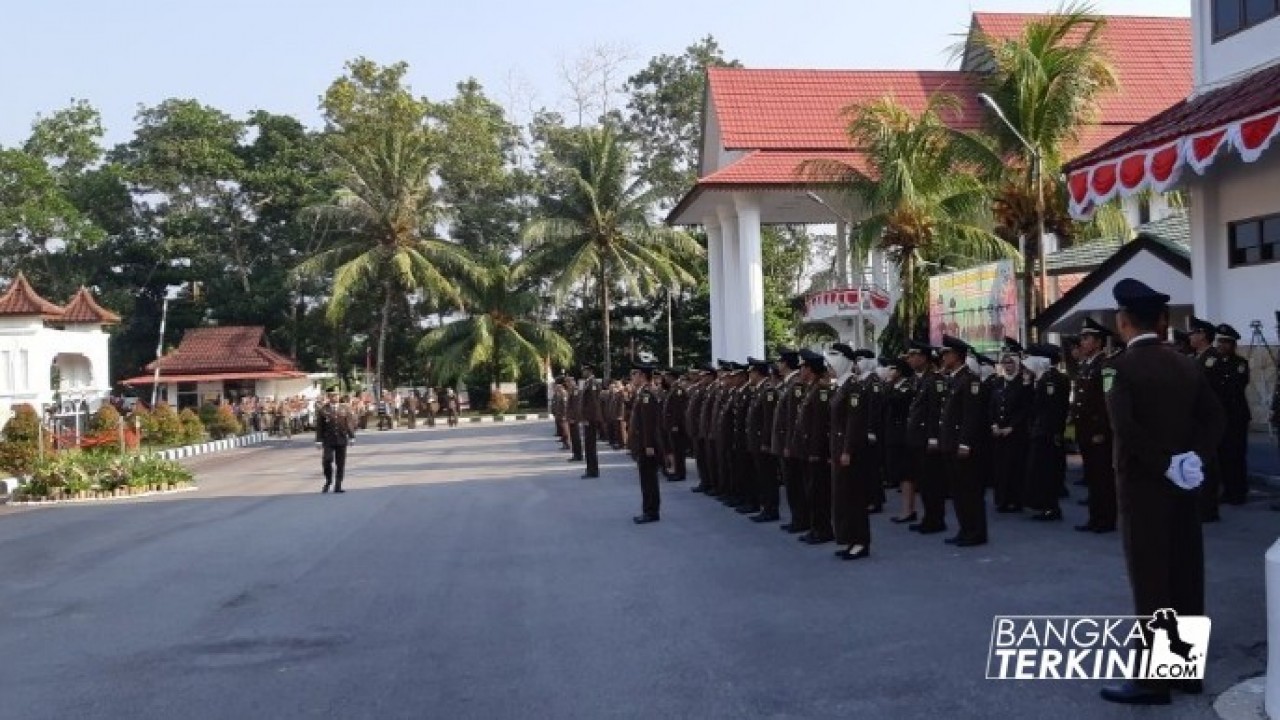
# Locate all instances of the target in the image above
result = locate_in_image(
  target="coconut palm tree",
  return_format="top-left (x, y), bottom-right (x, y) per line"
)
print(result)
top-left (418, 257), bottom-right (572, 401)
top-left (806, 94), bottom-right (1011, 347)
top-left (521, 125), bottom-right (702, 379)
top-left (296, 125), bottom-right (476, 393)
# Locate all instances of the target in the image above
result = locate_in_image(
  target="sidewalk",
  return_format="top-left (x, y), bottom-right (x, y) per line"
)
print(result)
top-left (1248, 431), bottom-right (1280, 488)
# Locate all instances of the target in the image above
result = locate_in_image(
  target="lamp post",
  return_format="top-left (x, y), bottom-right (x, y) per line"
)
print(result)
top-left (979, 93), bottom-right (1045, 344)
top-left (150, 294), bottom-right (173, 408)
top-left (805, 191), bottom-right (867, 348)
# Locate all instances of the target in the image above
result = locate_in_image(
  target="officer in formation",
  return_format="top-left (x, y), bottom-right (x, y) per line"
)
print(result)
top-left (1072, 318), bottom-right (1117, 533)
top-left (1186, 315), bottom-right (1252, 519)
top-left (579, 365), bottom-right (603, 479)
top-left (628, 364), bottom-right (665, 523)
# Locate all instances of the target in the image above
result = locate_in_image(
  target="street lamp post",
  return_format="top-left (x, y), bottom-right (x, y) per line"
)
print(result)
top-left (979, 93), bottom-right (1045, 344)
top-left (150, 295), bottom-right (172, 408)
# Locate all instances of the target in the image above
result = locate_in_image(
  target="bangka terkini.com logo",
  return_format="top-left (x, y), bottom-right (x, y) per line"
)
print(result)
top-left (987, 609), bottom-right (1212, 680)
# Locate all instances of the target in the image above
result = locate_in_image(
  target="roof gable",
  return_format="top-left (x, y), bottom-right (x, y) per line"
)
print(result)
top-left (60, 287), bottom-right (121, 325)
top-left (147, 326), bottom-right (297, 375)
top-left (0, 273), bottom-right (64, 319)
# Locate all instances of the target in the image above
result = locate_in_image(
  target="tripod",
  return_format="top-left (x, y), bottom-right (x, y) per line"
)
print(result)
top-left (1248, 318), bottom-right (1277, 443)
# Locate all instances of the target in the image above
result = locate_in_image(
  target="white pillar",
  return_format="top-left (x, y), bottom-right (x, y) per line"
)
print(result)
top-left (734, 194), bottom-right (765, 360)
top-left (716, 205), bottom-right (741, 360)
top-left (705, 216), bottom-right (726, 363)
top-left (835, 220), bottom-right (849, 287)
top-left (1267, 538), bottom-right (1280, 719)
top-left (1188, 179), bottom-right (1216, 319)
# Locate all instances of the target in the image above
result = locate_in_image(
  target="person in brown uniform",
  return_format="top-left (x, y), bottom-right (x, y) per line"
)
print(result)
top-left (771, 349), bottom-right (808, 534)
top-left (829, 345), bottom-right (873, 559)
top-left (990, 343), bottom-right (1033, 513)
top-left (702, 362), bottom-right (732, 498)
top-left (1024, 343), bottom-right (1071, 522)
top-left (662, 369), bottom-right (690, 482)
top-left (551, 379), bottom-right (569, 449)
top-left (579, 365), bottom-right (603, 478)
top-left (860, 354), bottom-right (889, 514)
top-left (1073, 318), bottom-right (1117, 533)
top-left (316, 387), bottom-right (356, 493)
top-left (882, 357), bottom-right (916, 522)
top-left (628, 364), bottom-right (665, 524)
top-left (1099, 278), bottom-right (1225, 706)
top-left (908, 341), bottom-right (947, 535)
top-left (730, 364), bottom-right (761, 513)
top-left (744, 358), bottom-right (780, 522)
top-left (717, 364), bottom-right (749, 509)
top-left (1186, 316), bottom-right (1223, 521)
top-left (686, 366), bottom-right (713, 491)
top-left (791, 349), bottom-right (833, 545)
top-left (936, 335), bottom-right (988, 547)
top-left (564, 376), bottom-right (583, 462)
top-left (1210, 324), bottom-right (1251, 506)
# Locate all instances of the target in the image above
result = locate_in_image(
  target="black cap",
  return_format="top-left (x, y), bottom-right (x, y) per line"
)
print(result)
top-left (940, 334), bottom-right (970, 356)
top-left (975, 352), bottom-right (996, 367)
top-left (890, 357), bottom-right (913, 376)
top-left (852, 349), bottom-right (875, 361)
top-left (906, 339), bottom-right (934, 357)
top-left (1002, 336), bottom-right (1024, 355)
top-left (1113, 278), bottom-right (1170, 313)
top-left (748, 358), bottom-right (770, 374)
top-left (799, 349), bottom-right (826, 372)
top-left (831, 343), bottom-right (857, 361)
top-left (1215, 323), bottom-right (1241, 341)
top-left (1188, 316), bottom-right (1216, 336)
top-left (1172, 329), bottom-right (1190, 344)
top-left (630, 364), bottom-right (656, 379)
top-left (1080, 317), bottom-right (1113, 338)
top-left (780, 349), bottom-right (802, 369)
top-left (1026, 343), bottom-right (1062, 363)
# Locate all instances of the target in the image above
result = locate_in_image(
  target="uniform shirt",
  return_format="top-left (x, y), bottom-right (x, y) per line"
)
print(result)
top-left (882, 377), bottom-right (915, 447)
top-left (662, 382), bottom-right (689, 441)
top-left (828, 375), bottom-right (859, 459)
top-left (771, 371), bottom-right (802, 456)
top-left (1071, 351), bottom-right (1111, 441)
top-left (1030, 368), bottom-right (1071, 439)
top-left (907, 370), bottom-right (943, 448)
top-left (316, 403), bottom-right (356, 446)
top-left (938, 365), bottom-right (985, 454)
top-left (580, 377), bottom-right (603, 424)
top-left (629, 384), bottom-right (665, 457)
top-left (1202, 351), bottom-right (1251, 425)
top-left (745, 377), bottom-right (775, 454)
top-left (989, 371), bottom-right (1033, 437)
top-left (791, 378), bottom-right (832, 461)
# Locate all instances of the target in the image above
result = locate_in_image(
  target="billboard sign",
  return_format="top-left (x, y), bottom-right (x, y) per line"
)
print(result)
top-left (928, 260), bottom-right (1021, 354)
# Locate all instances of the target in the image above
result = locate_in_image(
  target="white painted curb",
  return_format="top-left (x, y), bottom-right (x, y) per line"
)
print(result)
top-left (154, 431), bottom-right (271, 461)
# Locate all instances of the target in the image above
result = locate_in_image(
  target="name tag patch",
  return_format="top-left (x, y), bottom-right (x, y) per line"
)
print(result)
top-left (1102, 368), bottom-right (1116, 393)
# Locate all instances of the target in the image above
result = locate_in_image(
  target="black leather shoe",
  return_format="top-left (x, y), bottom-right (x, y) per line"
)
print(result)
top-left (802, 534), bottom-right (833, 545)
top-left (1092, 524), bottom-right (1116, 534)
top-left (1077, 498), bottom-right (1090, 506)
top-left (1171, 679), bottom-right (1203, 694)
top-left (841, 544), bottom-right (870, 560)
top-left (751, 512), bottom-right (780, 523)
top-left (797, 532), bottom-right (814, 543)
top-left (1074, 523), bottom-right (1095, 532)
top-left (955, 536), bottom-right (987, 547)
top-left (944, 534), bottom-right (963, 545)
top-left (1029, 510), bottom-right (1061, 521)
top-left (568, 457), bottom-right (582, 463)
top-left (907, 522), bottom-right (922, 532)
top-left (581, 473), bottom-right (599, 479)
top-left (916, 525), bottom-right (947, 535)
top-left (666, 476), bottom-right (685, 482)
top-left (321, 484), bottom-right (331, 493)
top-left (333, 488), bottom-right (345, 494)
top-left (781, 524), bottom-right (809, 534)
top-left (632, 514), bottom-right (660, 525)
top-left (691, 485), bottom-right (708, 493)
top-left (890, 512), bottom-right (917, 524)
top-left (1099, 682), bottom-right (1170, 705)
top-left (735, 505), bottom-right (761, 515)
top-left (995, 505), bottom-right (1022, 513)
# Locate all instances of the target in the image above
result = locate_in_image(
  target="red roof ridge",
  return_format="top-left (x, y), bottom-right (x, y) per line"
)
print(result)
top-left (0, 272), bottom-right (65, 319)
top-left (973, 11), bottom-right (1189, 21)
top-left (145, 325), bottom-right (299, 375)
top-left (60, 286), bottom-right (121, 324)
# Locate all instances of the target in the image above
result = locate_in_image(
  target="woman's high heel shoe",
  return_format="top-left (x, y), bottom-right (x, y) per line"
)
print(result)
top-left (890, 511), bottom-right (917, 524)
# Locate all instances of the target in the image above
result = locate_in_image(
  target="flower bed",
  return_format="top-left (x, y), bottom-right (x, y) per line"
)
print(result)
top-left (10, 452), bottom-right (195, 503)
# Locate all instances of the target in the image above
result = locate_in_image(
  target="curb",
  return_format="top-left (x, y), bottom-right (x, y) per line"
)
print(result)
top-left (154, 431), bottom-right (271, 461)
top-left (6, 484), bottom-right (200, 508)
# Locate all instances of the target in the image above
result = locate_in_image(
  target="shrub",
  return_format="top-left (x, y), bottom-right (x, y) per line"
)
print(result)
top-left (21, 452), bottom-right (193, 498)
top-left (200, 403), bottom-right (242, 440)
top-left (128, 405), bottom-right (156, 439)
top-left (88, 404), bottom-right (122, 433)
top-left (178, 409), bottom-right (205, 445)
top-left (0, 404), bottom-right (52, 477)
top-left (146, 403), bottom-right (184, 446)
top-left (488, 389), bottom-right (514, 415)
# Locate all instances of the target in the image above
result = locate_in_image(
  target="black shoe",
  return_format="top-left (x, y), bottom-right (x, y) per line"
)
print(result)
top-left (322, 483), bottom-right (331, 493)
top-left (1091, 524), bottom-right (1116, 534)
top-left (995, 505), bottom-right (1022, 513)
top-left (797, 532), bottom-right (814, 543)
top-left (632, 514), bottom-right (660, 524)
top-left (1222, 495), bottom-right (1247, 506)
top-left (1099, 682), bottom-right (1170, 705)
top-left (955, 536), bottom-right (987, 547)
top-left (691, 485), bottom-right (708, 493)
top-left (841, 544), bottom-right (870, 560)
top-left (751, 512), bottom-right (780, 523)
top-left (1074, 523), bottom-right (1095, 532)
top-left (1171, 679), bottom-right (1203, 695)
top-left (334, 488), bottom-right (345, 494)
top-left (1077, 498), bottom-right (1090, 506)
top-left (944, 534), bottom-right (963, 545)
top-left (1029, 510), bottom-right (1061, 522)
top-left (915, 525), bottom-right (947, 535)
top-left (735, 505), bottom-right (761, 515)
top-left (802, 534), bottom-right (833, 545)
top-left (581, 473), bottom-right (599, 479)
top-left (908, 522), bottom-right (922, 532)
top-left (666, 476), bottom-right (685, 482)
top-left (890, 512), bottom-right (917, 524)
top-left (1073, 478), bottom-right (1088, 487)
top-left (781, 524), bottom-right (809, 534)
top-left (867, 505), bottom-right (883, 514)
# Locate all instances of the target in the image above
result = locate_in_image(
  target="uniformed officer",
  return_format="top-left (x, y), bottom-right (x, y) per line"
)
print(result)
top-left (424, 387), bottom-right (438, 428)
top-left (831, 346), bottom-right (875, 559)
top-left (699, 362), bottom-right (728, 497)
top-left (564, 377), bottom-right (583, 462)
top-left (443, 387), bottom-right (460, 427)
top-left (662, 369), bottom-right (690, 481)
top-left (882, 357), bottom-right (916, 522)
top-left (579, 365), bottom-right (603, 478)
top-left (860, 353), bottom-right (888, 514)
top-left (909, 341), bottom-right (948, 535)
top-left (772, 349), bottom-right (809, 534)
top-left (729, 363), bottom-right (759, 513)
top-left (1024, 343), bottom-right (1070, 522)
top-left (628, 364), bottom-right (665, 524)
top-left (1211, 324), bottom-right (1251, 505)
top-left (551, 377), bottom-right (569, 450)
top-left (316, 387), bottom-right (356, 493)
top-left (990, 341), bottom-right (1032, 513)
top-left (1073, 318), bottom-right (1117, 533)
top-left (1187, 316), bottom-right (1223, 520)
top-left (901, 342), bottom-right (939, 530)
top-left (1171, 329), bottom-right (1193, 356)
top-left (714, 363), bottom-right (746, 508)
top-left (1100, 278), bottom-right (1225, 706)
top-left (744, 358), bottom-right (780, 522)
top-left (937, 335), bottom-right (988, 547)
top-left (686, 366), bottom-right (713, 492)
top-left (792, 349), bottom-right (833, 544)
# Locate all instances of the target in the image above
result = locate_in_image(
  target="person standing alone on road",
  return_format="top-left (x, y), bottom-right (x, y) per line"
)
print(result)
top-left (317, 387), bottom-right (356, 493)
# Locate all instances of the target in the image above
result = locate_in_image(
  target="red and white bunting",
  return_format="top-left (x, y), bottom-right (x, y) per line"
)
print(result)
top-left (1067, 106), bottom-right (1280, 220)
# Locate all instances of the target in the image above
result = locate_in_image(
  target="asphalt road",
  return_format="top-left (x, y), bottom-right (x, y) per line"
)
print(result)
top-left (0, 423), bottom-right (1274, 720)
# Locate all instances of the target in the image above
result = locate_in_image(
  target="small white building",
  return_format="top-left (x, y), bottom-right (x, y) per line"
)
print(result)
top-left (1065, 0), bottom-right (1280, 426)
top-left (0, 274), bottom-right (118, 428)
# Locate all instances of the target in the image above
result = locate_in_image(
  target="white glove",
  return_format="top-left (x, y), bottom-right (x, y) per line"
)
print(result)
top-left (1165, 451), bottom-right (1203, 491)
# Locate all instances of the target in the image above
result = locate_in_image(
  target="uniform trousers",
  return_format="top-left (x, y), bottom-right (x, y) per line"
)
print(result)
top-left (704, 439), bottom-right (721, 493)
top-left (669, 431), bottom-right (688, 480)
top-left (918, 450), bottom-right (948, 531)
top-left (735, 449), bottom-right (759, 508)
top-left (1218, 420), bottom-right (1249, 503)
top-left (1024, 436), bottom-right (1064, 513)
top-left (805, 459), bottom-right (834, 539)
top-left (694, 438), bottom-right (709, 486)
top-left (948, 455), bottom-right (986, 541)
top-left (832, 460), bottom-right (870, 547)
top-left (782, 456), bottom-right (810, 531)
top-left (991, 435), bottom-right (1027, 509)
top-left (637, 452), bottom-right (661, 517)
top-left (755, 451), bottom-right (779, 514)
top-left (583, 423), bottom-right (599, 475)
top-left (865, 443), bottom-right (886, 509)
top-left (1080, 438), bottom-right (1116, 528)
top-left (568, 421), bottom-right (583, 460)
top-left (882, 443), bottom-right (908, 489)
top-left (322, 444), bottom-right (348, 489)
top-left (1121, 482), bottom-right (1204, 690)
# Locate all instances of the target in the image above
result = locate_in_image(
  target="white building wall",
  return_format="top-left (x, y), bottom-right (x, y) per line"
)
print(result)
top-left (1194, 0), bottom-right (1280, 88)
top-left (0, 320), bottom-right (112, 428)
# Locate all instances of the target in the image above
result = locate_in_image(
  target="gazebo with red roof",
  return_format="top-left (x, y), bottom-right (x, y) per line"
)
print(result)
top-left (667, 11), bottom-right (1191, 361)
top-left (121, 326), bottom-right (308, 408)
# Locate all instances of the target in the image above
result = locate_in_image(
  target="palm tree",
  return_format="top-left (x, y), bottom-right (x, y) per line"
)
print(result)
top-left (418, 257), bottom-right (572, 401)
top-left (296, 125), bottom-right (475, 393)
top-left (521, 126), bottom-right (702, 379)
top-left (805, 95), bottom-right (1011, 347)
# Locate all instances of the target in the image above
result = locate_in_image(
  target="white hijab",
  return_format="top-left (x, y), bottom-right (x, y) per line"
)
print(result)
top-left (856, 357), bottom-right (878, 380)
top-left (1023, 356), bottom-right (1051, 378)
top-left (827, 351), bottom-right (854, 381)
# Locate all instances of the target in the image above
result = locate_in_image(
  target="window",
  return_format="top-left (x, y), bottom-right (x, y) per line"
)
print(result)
top-left (1213, 0), bottom-right (1280, 40)
top-left (176, 382), bottom-right (199, 410)
top-left (1228, 213), bottom-right (1280, 267)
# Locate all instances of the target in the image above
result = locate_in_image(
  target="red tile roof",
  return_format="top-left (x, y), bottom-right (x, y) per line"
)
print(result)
top-left (120, 370), bottom-right (306, 386)
top-left (60, 287), bottom-right (121, 324)
top-left (970, 13), bottom-right (1193, 126)
top-left (146, 326), bottom-right (298, 375)
top-left (708, 69), bottom-right (987, 151)
top-left (1066, 60), bottom-right (1280, 172)
top-left (699, 150), bottom-right (872, 187)
top-left (0, 273), bottom-right (64, 319)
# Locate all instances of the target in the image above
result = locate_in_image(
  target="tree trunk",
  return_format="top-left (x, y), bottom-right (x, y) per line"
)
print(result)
top-left (600, 264), bottom-right (611, 381)
top-left (376, 283), bottom-right (393, 395)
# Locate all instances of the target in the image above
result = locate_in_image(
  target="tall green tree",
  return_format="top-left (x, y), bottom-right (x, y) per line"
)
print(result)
top-left (298, 58), bottom-right (475, 392)
top-left (521, 125), bottom-right (703, 380)
top-left (418, 256), bottom-right (572, 393)
top-left (623, 35), bottom-right (740, 208)
top-left (807, 95), bottom-right (1010, 349)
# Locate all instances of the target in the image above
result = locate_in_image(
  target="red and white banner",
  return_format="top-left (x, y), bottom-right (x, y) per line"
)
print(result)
top-left (1067, 106), bottom-right (1280, 220)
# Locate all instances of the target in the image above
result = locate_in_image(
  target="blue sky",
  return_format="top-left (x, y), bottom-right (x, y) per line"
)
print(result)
top-left (1, 0), bottom-right (1187, 147)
